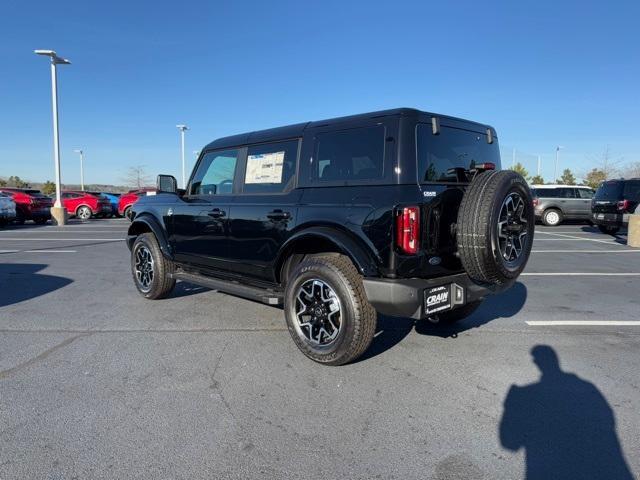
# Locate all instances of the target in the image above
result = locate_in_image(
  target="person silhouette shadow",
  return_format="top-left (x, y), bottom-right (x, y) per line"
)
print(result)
top-left (499, 345), bottom-right (634, 480)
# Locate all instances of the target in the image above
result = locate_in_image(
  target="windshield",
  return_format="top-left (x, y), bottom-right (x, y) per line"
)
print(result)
top-left (416, 124), bottom-right (500, 183)
top-left (594, 181), bottom-right (623, 200)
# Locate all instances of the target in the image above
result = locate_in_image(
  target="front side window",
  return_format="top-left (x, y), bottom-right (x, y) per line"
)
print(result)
top-left (190, 149), bottom-right (239, 195)
top-left (314, 125), bottom-right (385, 182)
top-left (243, 140), bottom-right (298, 194)
top-left (416, 124), bottom-right (500, 183)
top-left (577, 188), bottom-right (595, 199)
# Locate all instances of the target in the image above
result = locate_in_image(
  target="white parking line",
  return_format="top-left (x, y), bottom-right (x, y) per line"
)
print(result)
top-left (534, 238), bottom-right (619, 243)
top-left (0, 230), bottom-right (126, 234)
top-left (0, 249), bottom-right (20, 253)
top-left (536, 231), bottom-right (625, 245)
top-left (24, 250), bottom-right (77, 253)
top-left (521, 272), bottom-right (640, 276)
top-left (0, 238), bottom-right (124, 241)
top-left (527, 320), bottom-right (640, 326)
top-left (531, 249), bottom-right (640, 253)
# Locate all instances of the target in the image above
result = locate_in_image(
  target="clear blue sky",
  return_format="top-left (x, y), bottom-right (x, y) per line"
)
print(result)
top-left (1, 0), bottom-right (638, 186)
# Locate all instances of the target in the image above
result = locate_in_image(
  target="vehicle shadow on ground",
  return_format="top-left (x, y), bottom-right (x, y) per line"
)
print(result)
top-left (499, 345), bottom-right (634, 479)
top-left (169, 282), bottom-right (211, 298)
top-left (358, 282), bottom-right (528, 362)
top-left (0, 263), bottom-right (72, 308)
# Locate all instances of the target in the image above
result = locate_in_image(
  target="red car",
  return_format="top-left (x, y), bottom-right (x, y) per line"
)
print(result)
top-left (118, 189), bottom-right (155, 219)
top-left (61, 191), bottom-right (112, 220)
top-left (0, 188), bottom-right (52, 224)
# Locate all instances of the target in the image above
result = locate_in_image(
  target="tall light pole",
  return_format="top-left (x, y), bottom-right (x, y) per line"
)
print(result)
top-left (537, 155), bottom-right (541, 177)
top-left (35, 49), bottom-right (70, 225)
top-left (554, 146), bottom-right (564, 181)
top-left (176, 125), bottom-right (189, 188)
top-left (73, 149), bottom-right (85, 191)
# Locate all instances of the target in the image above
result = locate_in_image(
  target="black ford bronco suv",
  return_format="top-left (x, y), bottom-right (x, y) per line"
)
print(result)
top-left (127, 108), bottom-right (534, 365)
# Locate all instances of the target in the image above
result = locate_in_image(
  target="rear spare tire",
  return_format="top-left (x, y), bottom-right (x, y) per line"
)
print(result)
top-left (457, 170), bottom-right (534, 286)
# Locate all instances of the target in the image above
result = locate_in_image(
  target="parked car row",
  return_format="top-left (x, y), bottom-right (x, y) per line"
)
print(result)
top-left (0, 187), bottom-right (156, 226)
top-left (530, 178), bottom-right (640, 234)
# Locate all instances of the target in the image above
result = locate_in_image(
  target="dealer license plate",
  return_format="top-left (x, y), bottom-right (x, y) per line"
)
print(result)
top-left (424, 285), bottom-right (452, 315)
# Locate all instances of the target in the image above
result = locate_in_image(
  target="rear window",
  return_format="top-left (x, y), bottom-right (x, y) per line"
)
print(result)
top-left (595, 181), bottom-right (623, 200)
top-left (416, 124), bottom-right (500, 183)
top-left (314, 125), bottom-right (385, 183)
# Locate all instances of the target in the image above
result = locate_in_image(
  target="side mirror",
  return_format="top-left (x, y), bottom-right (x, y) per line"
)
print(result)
top-left (157, 174), bottom-right (177, 194)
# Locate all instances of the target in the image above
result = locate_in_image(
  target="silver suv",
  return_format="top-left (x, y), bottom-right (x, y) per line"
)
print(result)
top-left (532, 185), bottom-right (595, 226)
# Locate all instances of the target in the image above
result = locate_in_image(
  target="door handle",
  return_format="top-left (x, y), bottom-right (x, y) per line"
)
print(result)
top-left (208, 208), bottom-right (226, 218)
top-left (267, 209), bottom-right (291, 220)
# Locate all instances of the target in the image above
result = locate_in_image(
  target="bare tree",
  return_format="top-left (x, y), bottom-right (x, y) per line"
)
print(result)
top-left (122, 165), bottom-right (152, 189)
top-left (622, 161), bottom-right (640, 178)
top-left (585, 145), bottom-right (624, 180)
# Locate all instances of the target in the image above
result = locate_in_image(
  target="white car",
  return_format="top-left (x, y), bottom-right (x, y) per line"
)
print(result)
top-left (0, 192), bottom-right (17, 227)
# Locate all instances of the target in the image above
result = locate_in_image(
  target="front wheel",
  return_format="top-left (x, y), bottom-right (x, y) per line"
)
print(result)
top-left (598, 225), bottom-right (620, 235)
top-left (76, 205), bottom-right (93, 221)
top-left (131, 233), bottom-right (176, 299)
top-left (124, 206), bottom-right (133, 221)
top-left (284, 254), bottom-right (377, 366)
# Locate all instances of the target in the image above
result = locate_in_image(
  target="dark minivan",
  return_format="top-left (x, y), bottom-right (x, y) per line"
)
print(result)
top-left (592, 178), bottom-right (640, 234)
top-left (126, 108), bottom-right (534, 365)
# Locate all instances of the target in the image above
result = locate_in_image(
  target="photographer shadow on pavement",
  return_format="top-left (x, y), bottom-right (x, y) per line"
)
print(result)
top-left (0, 263), bottom-right (72, 308)
top-left (499, 345), bottom-right (634, 480)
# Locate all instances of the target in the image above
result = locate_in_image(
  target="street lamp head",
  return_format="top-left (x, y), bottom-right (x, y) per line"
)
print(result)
top-left (74, 149), bottom-right (83, 154)
top-left (34, 49), bottom-right (71, 65)
top-left (556, 145), bottom-right (564, 151)
top-left (176, 124), bottom-right (189, 131)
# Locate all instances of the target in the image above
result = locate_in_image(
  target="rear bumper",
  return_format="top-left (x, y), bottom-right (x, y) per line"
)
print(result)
top-left (592, 212), bottom-right (628, 226)
top-left (362, 273), bottom-right (509, 320)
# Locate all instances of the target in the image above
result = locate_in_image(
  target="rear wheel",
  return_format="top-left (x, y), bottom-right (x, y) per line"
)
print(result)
top-left (542, 209), bottom-right (563, 227)
top-left (76, 205), bottom-right (93, 221)
top-left (598, 225), bottom-right (620, 235)
top-left (124, 206), bottom-right (133, 221)
top-left (284, 254), bottom-right (376, 366)
top-left (131, 233), bottom-right (175, 299)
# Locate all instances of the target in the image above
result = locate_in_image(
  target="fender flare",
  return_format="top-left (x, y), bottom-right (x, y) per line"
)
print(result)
top-left (127, 213), bottom-right (173, 260)
top-left (275, 226), bottom-right (380, 281)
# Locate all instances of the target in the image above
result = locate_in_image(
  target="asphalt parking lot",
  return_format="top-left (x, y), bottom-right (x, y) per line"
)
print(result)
top-left (1, 219), bottom-right (639, 479)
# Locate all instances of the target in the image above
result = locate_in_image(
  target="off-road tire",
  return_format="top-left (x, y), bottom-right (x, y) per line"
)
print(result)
top-left (457, 170), bottom-right (534, 286)
top-left (131, 233), bottom-right (176, 299)
top-left (542, 208), bottom-right (563, 226)
top-left (598, 225), bottom-right (620, 235)
top-left (284, 254), bottom-right (376, 366)
top-left (425, 299), bottom-right (483, 324)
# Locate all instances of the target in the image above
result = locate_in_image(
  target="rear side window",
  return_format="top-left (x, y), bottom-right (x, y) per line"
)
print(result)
top-left (314, 125), bottom-right (385, 183)
top-left (190, 149), bottom-right (239, 195)
top-left (557, 188), bottom-right (576, 198)
top-left (536, 188), bottom-right (558, 198)
top-left (623, 180), bottom-right (640, 200)
top-left (416, 124), bottom-right (500, 183)
top-left (242, 140), bottom-right (298, 194)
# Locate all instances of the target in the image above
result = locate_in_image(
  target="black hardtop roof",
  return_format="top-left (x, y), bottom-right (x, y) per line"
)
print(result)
top-left (204, 108), bottom-right (494, 150)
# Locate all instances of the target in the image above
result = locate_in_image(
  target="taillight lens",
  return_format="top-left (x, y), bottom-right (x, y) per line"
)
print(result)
top-left (617, 199), bottom-right (629, 211)
top-left (532, 198), bottom-right (539, 207)
top-left (396, 206), bottom-right (420, 255)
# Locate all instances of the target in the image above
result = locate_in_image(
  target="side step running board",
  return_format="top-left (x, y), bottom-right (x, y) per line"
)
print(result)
top-left (171, 271), bottom-right (283, 306)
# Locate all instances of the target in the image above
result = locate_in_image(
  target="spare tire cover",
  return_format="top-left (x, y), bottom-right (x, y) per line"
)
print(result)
top-left (457, 170), bottom-right (535, 285)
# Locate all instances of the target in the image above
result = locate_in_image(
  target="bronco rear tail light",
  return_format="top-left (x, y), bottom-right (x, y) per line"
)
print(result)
top-left (396, 206), bottom-right (420, 255)
top-left (532, 198), bottom-right (539, 207)
top-left (617, 199), bottom-right (629, 211)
